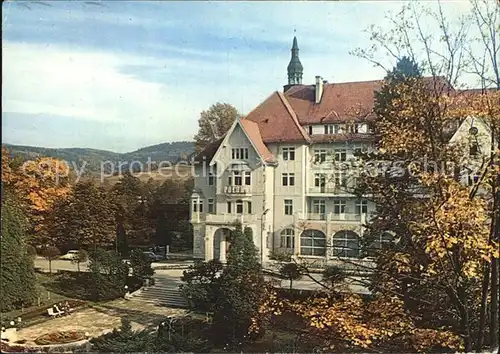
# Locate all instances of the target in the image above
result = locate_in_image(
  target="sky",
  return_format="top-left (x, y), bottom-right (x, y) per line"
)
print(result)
top-left (2, 0), bottom-right (476, 153)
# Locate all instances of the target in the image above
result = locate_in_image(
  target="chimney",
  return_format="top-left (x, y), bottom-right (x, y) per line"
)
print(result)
top-left (315, 76), bottom-right (323, 104)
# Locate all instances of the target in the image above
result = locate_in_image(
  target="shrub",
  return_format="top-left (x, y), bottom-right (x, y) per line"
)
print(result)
top-left (26, 245), bottom-right (37, 259)
top-left (87, 249), bottom-right (128, 301)
top-left (90, 318), bottom-right (154, 352)
top-left (71, 250), bottom-right (88, 272)
top-left (41, 246), bottom-right (61, 274)
top-left (322, 265), bottom-right (346, 289)
top-left (180, 259), bottom-right (223, 312)
top-left (279, 263), bottom-right (302, 289)
top-left (269, 250), bottom-right (293, 262)
top-left (129, 249), bottom-right (154, 281)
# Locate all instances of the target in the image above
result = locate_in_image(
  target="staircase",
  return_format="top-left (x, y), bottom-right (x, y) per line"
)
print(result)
top-left (130, 276), bottom-right (189, 308)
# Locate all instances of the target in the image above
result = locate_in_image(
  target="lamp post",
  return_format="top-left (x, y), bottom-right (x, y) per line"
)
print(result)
top-left (260, 208), bottom-right (270, 263)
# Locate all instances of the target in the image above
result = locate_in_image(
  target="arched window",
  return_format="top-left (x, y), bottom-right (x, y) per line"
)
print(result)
top-left (332, 230), bottom-right (360, 258)
top-left (300, 230), bottom-right (326, 257)
top-left (373, 231), bottom-right (394, 250)
top-left (280, 228), bottom-right (295, 249)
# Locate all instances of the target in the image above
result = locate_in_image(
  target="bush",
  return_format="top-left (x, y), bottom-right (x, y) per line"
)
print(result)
top-left (26, 245), bottom-right (37, 259)
top-left (269, 250), bottom-right (293, 262)
top-left (180, 259), bottom-right (223, 312)
top-left (41, 246), bottom-right (61, 274)
top-left (71, 250), bottom-right (88, 272)
top-left (87, 249), bottom-right (128, 301)
top-left (279, 263), bottom-right (302, 290)
top-left (322, 265), bottom-right (346, 288)
top-left (129, 249), bottom-right (154, 281)
top-left (90, 318), bottom-right (154, 352)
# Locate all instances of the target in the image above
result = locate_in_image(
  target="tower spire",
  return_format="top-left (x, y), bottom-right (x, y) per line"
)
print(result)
top-left (287, 35), bottom-right (303, 86)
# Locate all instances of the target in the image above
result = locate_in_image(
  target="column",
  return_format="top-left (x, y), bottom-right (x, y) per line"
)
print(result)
top-left (205, 229), bottom-right (213, 261)
top-left (219, 232), bottom-right (227, 263)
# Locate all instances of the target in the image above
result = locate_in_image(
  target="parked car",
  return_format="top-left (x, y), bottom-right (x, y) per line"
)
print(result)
top-left (60, 250), bottom-right (79, 261)
top-left (143, 251), bottom-right (163, 262)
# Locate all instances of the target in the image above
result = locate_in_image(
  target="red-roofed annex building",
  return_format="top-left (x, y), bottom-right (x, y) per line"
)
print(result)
top-left (190, 36), bottom-right (495, 265)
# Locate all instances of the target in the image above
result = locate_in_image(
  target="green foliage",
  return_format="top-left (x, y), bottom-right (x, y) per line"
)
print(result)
top-left (129, 249), bottom-right (154, 280)
top-left (212, 224), bottom-right (266, 345)
top-left (71, 250), bottom-right (88, 272)
top-left (322, 265), bottom-right (346, 288)
top-left (194, 102), bottom-right (241, 152)
top-left (87, 248), bottom-right (128, 301)
top-left (180, 260), bottom-right (223, 312)
top-left (155, 332), bottom-right (212, 353)
top-left (41, 245), bottom-right (60, 274)
top-left (51, 180), bottom-right (117, 249)
top-left (0, 190), bottom-right (38, 311)
top-left (279, 263), bottom-right (302, 290)
top-left (25, 245), bottom-right (37, 259)
top-left (270, 249), bottom-right (293, 262)
top-left (90, 318), bottom-right (154, 352)
top-left (116, 222), bottom-right (129, 257)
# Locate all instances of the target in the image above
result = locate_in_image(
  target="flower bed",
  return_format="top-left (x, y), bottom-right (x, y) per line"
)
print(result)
top-left (34, 330), bottom-right (86, 345)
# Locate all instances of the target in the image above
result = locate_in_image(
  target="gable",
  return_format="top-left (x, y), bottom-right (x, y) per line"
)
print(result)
top-left (245, 92), bottom-right (309, 143)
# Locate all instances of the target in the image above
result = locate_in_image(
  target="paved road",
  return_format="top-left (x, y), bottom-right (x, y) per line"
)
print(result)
top-left (34, 258), bottom-right (369, 294)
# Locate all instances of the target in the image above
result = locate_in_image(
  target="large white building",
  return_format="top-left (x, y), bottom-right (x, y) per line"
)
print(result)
top-left (190, 36), bottom-right (494, 264)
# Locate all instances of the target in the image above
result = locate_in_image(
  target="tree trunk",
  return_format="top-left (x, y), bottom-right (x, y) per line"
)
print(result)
top-left (290, 279), bottom-right (293, 290)
top-left (77, 261), bottom-right (81, 272)
top-left (490, 257), bottom-right (499, 348)
top-left (48, 259), bottom-right (52, 274)
top-left (475, 263), bottom-right (490, 351)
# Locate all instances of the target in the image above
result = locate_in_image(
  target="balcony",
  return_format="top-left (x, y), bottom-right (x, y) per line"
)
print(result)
top-left (205, 213), bottom-right (257, 224)
top-left (224, 185), bottom-right (251, 195)
top-left (307, 185), bottom-right (355, 196)
top-left (300, 212), bottom-right (370, 223)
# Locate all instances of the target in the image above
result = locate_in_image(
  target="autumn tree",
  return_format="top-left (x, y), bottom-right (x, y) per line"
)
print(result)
top-left (41, 245), bottom-right (61, 275)
top-left (194, 102), bottom-right (240, 153)
top-left (50, 180), bottom-right (117, 250)
top-left (349, 0), bottom-right (500, 350)
top-left (1, 147), bottom-right (72, 246)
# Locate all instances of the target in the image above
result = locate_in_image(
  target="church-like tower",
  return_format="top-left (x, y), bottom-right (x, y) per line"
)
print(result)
top-left (287, 36), bottom-right (303, 85)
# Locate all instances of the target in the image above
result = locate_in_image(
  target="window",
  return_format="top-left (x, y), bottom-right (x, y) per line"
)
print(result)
top-left (314, 149), bottom-right (327, 163)
top-left (245, 171), bottom-right (251, 185)
top-left (208, 173), bottom-right (215, 185)
top-left (366, 231), bottom-right (394, 256)
top-left (236, 200), bottom-right (244, 214)
top-left (300, 230), bottom-right (326, 256)
top-left (334, 171), bottom-right (346, 186)
top-left (198, 200), bottom-right (204, 213)
top-left (324, 125), bottom-right (332, 134)
top-left (284, 199), bottom-right (293, 215)
top-left (334, 149), bottom-right (347, 162)
top-left (333, 199), bottom-right (346, 214)
top-left (234, 171), bottom-right (242, 186)
top-left (282, 173), bottom-right (295, 186)
top-left (280, 228), bottom-right (295, 249)
top-left (314, 173), bottom-right (326, 189)
top-left (231, 148), bottom-right (249, 160)
top-left (346, 123), bottom-right (359, 134)
top-left (308, 126), bottom-right (313, 135)
top-left (208, 199), bottom-right (214, 213)
top-left (282, 147), bottom-right (295, 161)
top-left (227, 201), bottom-right (232, 213)
top-left (470, 142), bottom-right (479, 156)
top-left (332, 230), bottom-right (361, 258)
top-left (355, 199), bottom-right (368, 215)
top-left (247, 201), bottom-right (252, 214)
top-left (192, 200), bottom-right (198, 213)
top-left (312, 199), bottom-right (326, 219)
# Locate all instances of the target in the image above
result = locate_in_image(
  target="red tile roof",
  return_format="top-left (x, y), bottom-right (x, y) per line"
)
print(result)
top-left (310, 133), bottom-right (378, 144)
top-left (284, 80), bottom-right (384, 124)
top-left (239, 119), bottom-right (276, 163)
top-left (244, 92), bottom-right (310, 143)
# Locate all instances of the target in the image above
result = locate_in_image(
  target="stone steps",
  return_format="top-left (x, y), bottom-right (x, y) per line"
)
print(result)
top-left (130, 278), bottom-right (188, 308)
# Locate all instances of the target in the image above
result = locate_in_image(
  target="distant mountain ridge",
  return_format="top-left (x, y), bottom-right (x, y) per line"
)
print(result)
top-left (3, 141), bottom-right (195, 173)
